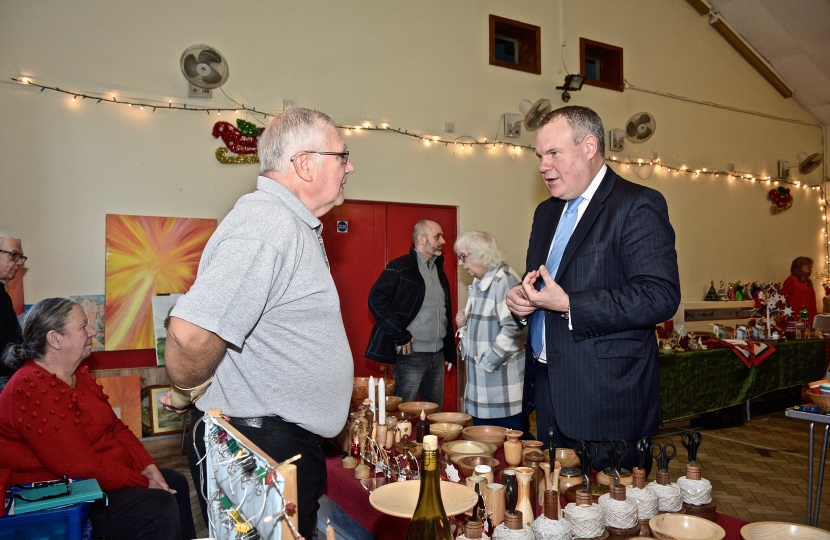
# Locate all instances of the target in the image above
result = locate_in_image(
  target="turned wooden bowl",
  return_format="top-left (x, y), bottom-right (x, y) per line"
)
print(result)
top-left (427, 412), bottom-right (472, 427)
top-left (649, 514), bottom-right (725, 540)
top-left (430, 422), bottom-right (463, 443)
top-left (456, 456), bottom-right (500, 479)
top-left (385, 395), bottom-right (402, 413)
top-left (386, 410), bottom-right (417, 422)
top-left (398, 401), bottom-right (439, 417)
top-left (461, 425), bottom-right (508, 449)
top-left (546, 447), bottom-right (581, 468)
top-left (351, 377), bottom-right (396, 410)
top-left (441, 440), bottom-right (498, 463)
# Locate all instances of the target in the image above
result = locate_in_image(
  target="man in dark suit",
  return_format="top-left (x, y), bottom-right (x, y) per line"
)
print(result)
top-left (507, 106), bottom-right (680, 473)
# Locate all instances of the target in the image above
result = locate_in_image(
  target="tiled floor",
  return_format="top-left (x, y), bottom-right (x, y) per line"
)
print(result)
top-left (143, 409), bottom-right (830, 538)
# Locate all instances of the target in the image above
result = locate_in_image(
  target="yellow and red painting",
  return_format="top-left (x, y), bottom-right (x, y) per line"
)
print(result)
top-left (104, 214), bottom-right (216, 351)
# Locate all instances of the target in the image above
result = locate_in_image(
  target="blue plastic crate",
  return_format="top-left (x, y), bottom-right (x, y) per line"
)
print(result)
top-left (0, 502), bottom-right (91, 540)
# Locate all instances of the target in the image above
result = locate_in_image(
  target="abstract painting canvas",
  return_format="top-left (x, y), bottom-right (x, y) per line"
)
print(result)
top-left (98, 375), bottom-right (142, 438)
top-left (70, 295), bottom-right (105, 351)
top-left (104, 214), bottom-right (216, 351)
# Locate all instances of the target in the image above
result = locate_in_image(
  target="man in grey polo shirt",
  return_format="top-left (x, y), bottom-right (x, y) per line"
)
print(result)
top-left (164, 107), bottom-right (354, 539)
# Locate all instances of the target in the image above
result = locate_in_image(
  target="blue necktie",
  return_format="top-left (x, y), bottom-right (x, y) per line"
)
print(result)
top-left (529, 196), bottom-right (584, 357)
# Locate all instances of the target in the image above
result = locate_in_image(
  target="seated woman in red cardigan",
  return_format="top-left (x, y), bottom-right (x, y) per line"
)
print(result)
top-left (781, 256), bottom-right (818, 325)
top-left (0, 298), bottom-right (195, 540)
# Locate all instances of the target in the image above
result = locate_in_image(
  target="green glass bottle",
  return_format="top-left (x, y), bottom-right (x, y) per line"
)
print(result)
top-left (405, 435), bottom-right (452, 540)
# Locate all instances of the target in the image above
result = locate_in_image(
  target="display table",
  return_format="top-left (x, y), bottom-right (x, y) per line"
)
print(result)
top-left (660, 339), bottom-right (828, 421)
top-left (785, 408), bottom-right (830, 527)
top-left (323, 455), bottom-right (750, 540)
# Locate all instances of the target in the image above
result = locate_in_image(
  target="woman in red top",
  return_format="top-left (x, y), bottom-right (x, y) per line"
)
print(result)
top-left (0, 298), bottom-right (195, 540)
top-left (781, 256), bottom-right (818, 325)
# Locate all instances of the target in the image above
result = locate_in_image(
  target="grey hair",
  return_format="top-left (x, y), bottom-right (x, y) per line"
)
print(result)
top-left (454, 231), bottom-right (506, 271)
top-left (3, 298), bottom-right (77, 369)
top-left (539, 105), bottom-right (605, 157)
top-left (411, 220), bottom-right (432, 246)
top-left (0, 231), bottom-right (18, 244)
top-left (258, 108), bottom-right (335, 175)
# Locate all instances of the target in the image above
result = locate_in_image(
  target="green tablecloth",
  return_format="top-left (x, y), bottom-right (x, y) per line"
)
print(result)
top-left (659, 339), bottom-right (828, 421)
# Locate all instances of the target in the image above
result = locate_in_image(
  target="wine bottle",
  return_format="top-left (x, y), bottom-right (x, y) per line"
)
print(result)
top-left (405, 435), bottom-right (452, 540)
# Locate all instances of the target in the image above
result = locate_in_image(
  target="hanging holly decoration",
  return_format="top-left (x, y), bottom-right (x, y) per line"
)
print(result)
top-left (768, 186), bottom-right (792, 214)
top-left (212, 119), bottom-right (264, 164)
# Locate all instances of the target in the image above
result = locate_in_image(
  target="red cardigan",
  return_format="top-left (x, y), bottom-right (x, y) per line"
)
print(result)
top-left (782, 275), bottom-right (818, 325)
top-left (0, 361), bottom-right (155, 491)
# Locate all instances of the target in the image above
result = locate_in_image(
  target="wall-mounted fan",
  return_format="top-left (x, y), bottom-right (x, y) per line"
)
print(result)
top-left (504, 98), bottom-right (552, 138)
top-left (180, 45), bottom-right (229, 98)
top-left (778, 152), bottom-right (824, 179)
top-left (609, 112), bottom-right (657, 151)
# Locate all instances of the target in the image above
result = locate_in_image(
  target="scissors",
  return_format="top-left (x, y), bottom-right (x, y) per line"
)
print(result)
top-left (636, 437), bottom-right (650, 471)
top-left (574, 440), bottom-right (599, 492)
top-left (650, 442), bottom-right (676, 473)
top-left (602, 437), bottom-right (628, 486)
top-left (682, 431), bottom-right (703, 466)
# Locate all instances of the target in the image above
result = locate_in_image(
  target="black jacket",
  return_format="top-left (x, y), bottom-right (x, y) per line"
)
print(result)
top-left (365, 246), bottom-right (455, 364)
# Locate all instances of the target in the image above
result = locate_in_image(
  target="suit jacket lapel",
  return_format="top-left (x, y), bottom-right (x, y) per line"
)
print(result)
top-left (535, 199), bottom-right (566, 270)
top-left (555, 167), bottom-right (618, 281)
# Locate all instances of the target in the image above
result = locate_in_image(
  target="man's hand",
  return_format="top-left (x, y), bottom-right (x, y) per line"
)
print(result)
top-left (507, 284), bottom-right (536, 318)
top-left (396, 338), bottom-right (414, 355)
top-left (159, 391), bottom-right (193, 414)
top-left (165, 317), bottom-right (226, 388)
top-left (455, 310), bottom-right (468, 327)
top-left (141, 464), bottom-right (176, 494)
top-left (522, 265), bottom-right (569, 312)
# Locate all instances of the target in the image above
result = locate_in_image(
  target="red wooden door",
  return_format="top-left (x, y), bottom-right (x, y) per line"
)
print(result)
top-left (321, 200), bottom-right (459, 412)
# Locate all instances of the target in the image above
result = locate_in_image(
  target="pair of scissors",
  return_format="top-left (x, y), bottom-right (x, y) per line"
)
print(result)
top-left (650, 442), bottom-right (676, 472)
top-left (602, 437), bottom-right (628, 486)
top-left (574, 440), bottom-right (599, 492)
top-left (682, 431), bottom-right (703, 466)
top-left (636, 437), bottom-right (650, 470)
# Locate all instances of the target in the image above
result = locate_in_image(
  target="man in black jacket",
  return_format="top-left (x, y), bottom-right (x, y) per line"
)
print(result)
top-left (0, 233), bottom-right (25, 392)
top-left (366, 220), bottom-right (455, 409)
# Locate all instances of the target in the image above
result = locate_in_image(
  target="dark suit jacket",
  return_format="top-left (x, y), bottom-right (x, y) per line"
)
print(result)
top-left (525, 166), bottom-right (680, 441)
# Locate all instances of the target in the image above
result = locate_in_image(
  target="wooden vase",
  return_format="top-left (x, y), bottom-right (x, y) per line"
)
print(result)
top-left (504, 430), bottom-right (523, 468)
top-left (514, 466), bottom-right (535, 526)
top-left (484, 483), bottom-right (506, 526)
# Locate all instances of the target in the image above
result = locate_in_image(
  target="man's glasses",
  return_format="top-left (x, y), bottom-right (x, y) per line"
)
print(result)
top-left (13, 475), bottom-right (71, 502)
top-left (290, 150), bottom-right (350, 166)
top-left (0, 249), bottom-right (27, 263)
top-left (457, 253), bottom-right (470, 263)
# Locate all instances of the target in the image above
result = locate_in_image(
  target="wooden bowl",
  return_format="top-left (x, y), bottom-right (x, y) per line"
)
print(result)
top-left (430, 422), bottom-right (462, 443)
top-left (385, 395), bottom-right (402, 413)
top-left (441, 440), bottom-right (498, 463)
top-left (386, 410), bottom-right (417, 422)
top-left (461, 425), bottom-right (508, 449)
top-left (456, 456), bottom-right (500, 479)
top-left (351, 377), bottom-right (396, 410)
top-left (649, 514), bottom-right (725, 540)
top-left (741, 521), bottom-right (830, 540)
top-left (427, 412), bottom-right (472, 427)
top-left (546, 447), bottom-right (580, 468)
top-left (398, 401), bottom-right (439, 418)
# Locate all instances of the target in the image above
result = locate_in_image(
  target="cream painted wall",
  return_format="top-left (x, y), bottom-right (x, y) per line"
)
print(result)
top-left (0, 0), bottom-right (825, 311)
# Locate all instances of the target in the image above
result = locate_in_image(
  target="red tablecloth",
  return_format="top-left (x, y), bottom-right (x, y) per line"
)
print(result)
top-left (324, 454), bottom-right (749, 540)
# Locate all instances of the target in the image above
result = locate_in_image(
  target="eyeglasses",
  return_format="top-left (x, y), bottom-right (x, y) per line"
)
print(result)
top-left (290, 150), bottom-right (350, 166)
top-left (457, 253), bottom-right (470, 263)
top-left (0, 249), bottom-right (27, 263)
top-left (13, 475), bottom-right (71, 502)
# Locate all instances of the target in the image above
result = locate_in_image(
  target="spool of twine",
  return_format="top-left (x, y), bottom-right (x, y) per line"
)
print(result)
top-left (647, 481), bottom-right (684, 512)
top-left (625, 485), bottom-right (659, 520)
top-left (563, 502), bottom-right (605, 538)
top-left (532, 513), bottom-right (573, 540)
top-left (677, 476), bottom-right (713, 505)
top-left (598, 493), bottom-right (639, 529)
top-left (492, 512), bottom-right (534, 540)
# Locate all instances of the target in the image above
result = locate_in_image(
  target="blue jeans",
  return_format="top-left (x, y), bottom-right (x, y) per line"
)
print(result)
top-left (392, 350), bottom-right (445, 411)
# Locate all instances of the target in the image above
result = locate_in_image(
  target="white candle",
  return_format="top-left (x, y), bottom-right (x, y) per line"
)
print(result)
top-left (378, 378), bottom-right (386, 423)
top-left (368, 376), bottom-right (375, 418)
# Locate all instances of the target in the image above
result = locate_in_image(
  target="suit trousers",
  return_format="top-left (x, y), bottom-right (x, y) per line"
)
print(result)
top-left (188, 413), bottom-right (327, 540)
top-left (392, 350), bottom-right (445, 410)
top-left (88, 467), bottom-right (195, 540)
top-left (534, 359), bottom-right (653, 476)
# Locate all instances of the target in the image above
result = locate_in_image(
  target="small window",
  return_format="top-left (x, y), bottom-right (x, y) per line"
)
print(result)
top-left (489, 15), bottom-right (541, 75)
top-left (579, 38), bottom-right (623, 91)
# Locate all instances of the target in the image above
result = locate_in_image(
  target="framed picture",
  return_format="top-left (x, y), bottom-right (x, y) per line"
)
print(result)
top-left (142, 385), bottom-right (185, 436)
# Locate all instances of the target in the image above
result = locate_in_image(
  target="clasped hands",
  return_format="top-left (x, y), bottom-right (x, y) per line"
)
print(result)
top-left (506, 265), bottom-right (569, 318)
top-left (141, 464), bottom-right (177, 494)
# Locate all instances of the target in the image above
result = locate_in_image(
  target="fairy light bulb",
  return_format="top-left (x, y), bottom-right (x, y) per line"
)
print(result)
top-left (355, 127), bottom-right (361, 132)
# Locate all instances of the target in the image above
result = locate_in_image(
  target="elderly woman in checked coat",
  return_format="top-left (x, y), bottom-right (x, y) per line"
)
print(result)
top-left (454, 231), bottom-right (526, 430)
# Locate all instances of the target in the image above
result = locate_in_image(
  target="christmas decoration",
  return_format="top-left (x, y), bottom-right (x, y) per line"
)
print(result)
top-left (216, 148), bottom-right (259, 164)
top-left (212, 120), bottom-right (263, 164)
top-left (768, 186), bottom-right (793, 214)
top-left (704, 281), bottom-right (719, 301)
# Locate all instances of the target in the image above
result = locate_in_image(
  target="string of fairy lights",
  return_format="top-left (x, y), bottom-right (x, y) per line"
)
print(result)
top-left (10, 76), bottom-right (830, 272)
